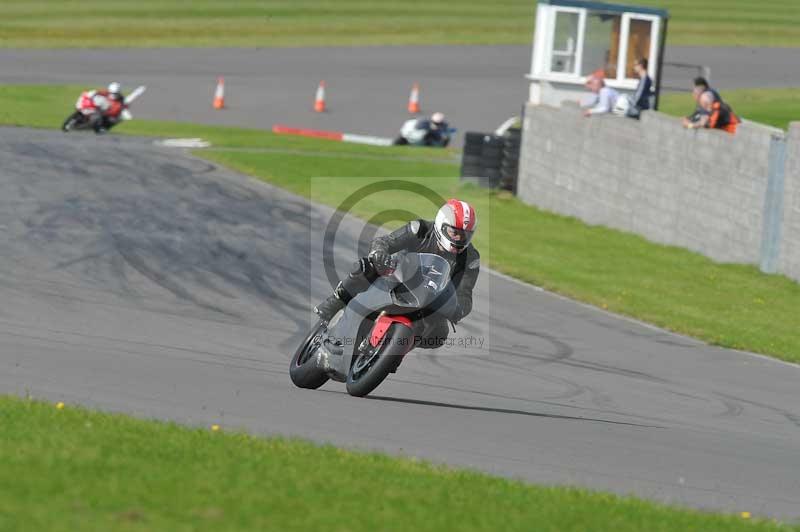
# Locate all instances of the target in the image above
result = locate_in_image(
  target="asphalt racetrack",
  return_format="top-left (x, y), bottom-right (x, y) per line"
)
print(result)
top-left (3, 46), bottom-right (800, 138)
top-left (2, 128), bottom-right (800, 520)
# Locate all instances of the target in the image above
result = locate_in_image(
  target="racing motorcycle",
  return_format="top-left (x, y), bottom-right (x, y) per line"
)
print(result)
top-left (393, 118), bottom-right (455, 148)
top-left (290, 251), bottom-right (458, 397)
top-left (62, 85), bottom-right (146, 133)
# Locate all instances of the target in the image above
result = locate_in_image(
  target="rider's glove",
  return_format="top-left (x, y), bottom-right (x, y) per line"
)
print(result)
top-left (369, 251), bottom-right (394, 276)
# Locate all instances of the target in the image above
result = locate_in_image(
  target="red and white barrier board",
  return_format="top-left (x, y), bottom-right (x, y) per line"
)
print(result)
top-left (272, 124), bottom-right (393, 147)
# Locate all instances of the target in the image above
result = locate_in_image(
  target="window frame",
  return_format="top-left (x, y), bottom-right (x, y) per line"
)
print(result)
top-left (616, 13), bottom-right (661, 83)
top-left (530, 5), bottom-right (662, 90)
top-left (544, 6), bottom-right (585, 79)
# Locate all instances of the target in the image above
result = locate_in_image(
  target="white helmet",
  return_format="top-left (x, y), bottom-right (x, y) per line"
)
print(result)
top-left (108, 82), bottom-right (121, 94)
top-left (613, 94), bottom-right (632, 116)
top-left (431, 112), bottom-right (446, 125)
top-left (434, 199), bottom-right (477, 253)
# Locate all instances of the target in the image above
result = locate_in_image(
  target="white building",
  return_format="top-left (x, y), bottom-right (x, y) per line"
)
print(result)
top-left (527, 0), bottom-right (669, 109)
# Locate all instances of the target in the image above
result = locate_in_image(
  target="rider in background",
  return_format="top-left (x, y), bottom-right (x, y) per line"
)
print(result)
top-left (76, 82), bottom-right (125, 133)
top-left (418, 112), bottom-right (451, 146)
top-left (394, 112), bottom-right (452, 147)
top-left (315, 199), bottom-right (480, 349)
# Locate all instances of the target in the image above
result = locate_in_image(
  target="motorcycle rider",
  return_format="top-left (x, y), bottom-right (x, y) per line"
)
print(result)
top-left (75, 82), bottom-right (125, 133)
top-left (315, 199), bottom-right (480, 348)
top-left (394, 112), bottom-right (452, 147)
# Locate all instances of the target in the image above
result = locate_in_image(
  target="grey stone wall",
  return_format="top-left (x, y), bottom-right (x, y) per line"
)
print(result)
top-left (778, 124), bottom-right (800, 281)
top-left (518, 103), bottom-right (799, 282)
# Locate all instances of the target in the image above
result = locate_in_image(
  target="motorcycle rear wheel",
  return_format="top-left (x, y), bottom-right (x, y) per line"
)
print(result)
top-left (345, 323), bottom-right (413, 397)
top-left (289, 320), bottom-right (330, 389)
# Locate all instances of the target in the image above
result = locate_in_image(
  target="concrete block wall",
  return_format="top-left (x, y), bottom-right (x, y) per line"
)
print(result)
top-left (518, 103), bottom-right (800, 283)
top-left (778, 124), bottom-right (800, 280)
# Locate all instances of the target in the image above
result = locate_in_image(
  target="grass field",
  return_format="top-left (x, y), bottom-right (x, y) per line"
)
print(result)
top-left (1, 395), bottom-right (790, 531)
top-left (2, 1), bottom-right (800, 48)
top-left (1, 84), bottom-right (799, 366)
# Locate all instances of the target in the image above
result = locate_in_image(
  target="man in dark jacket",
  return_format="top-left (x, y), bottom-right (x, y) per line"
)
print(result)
top-left (315, 199), bottom-right (480, 348)
top-left (632, 58), bottom-right (653, 113)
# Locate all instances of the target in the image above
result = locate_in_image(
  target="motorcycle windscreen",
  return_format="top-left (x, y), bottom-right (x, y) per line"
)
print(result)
top-left (390, 252), bottom-right (451, 308)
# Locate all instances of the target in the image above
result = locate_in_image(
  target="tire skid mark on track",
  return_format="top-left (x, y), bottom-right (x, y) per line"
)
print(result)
top-left (364, 395), bottom-right (664, 428)
top-left (388, 376), bottom-right (676, 427)
top-left (713, 391), bottom-right (800, 428)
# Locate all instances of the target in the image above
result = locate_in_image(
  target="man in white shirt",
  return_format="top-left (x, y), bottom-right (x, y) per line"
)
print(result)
top-left (582, 72), bottom-right (620, 117)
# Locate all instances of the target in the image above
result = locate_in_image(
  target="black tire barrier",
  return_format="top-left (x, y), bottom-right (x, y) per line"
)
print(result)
top-left (462, 154), bottom-right (482, 167)
top-left (464, 132), bottom-right (488, 144)
top-left (464, 146), bottom-right (483, 156)
top-left (461, 164), bottom-right (483, 176)
top-left (481, 148), bottom-right (503, 160)
top-left (500, 170), bottom-right (518, 193)
top-left (460, 130), bottom-right (522, 190)
top-left (479, 174), bottom-right (502, 189)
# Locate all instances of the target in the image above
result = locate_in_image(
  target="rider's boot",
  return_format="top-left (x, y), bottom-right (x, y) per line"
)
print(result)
top-left (315, 259), bottom-right (376, 322)
top-left (314, 282), bottom-right (348, 322)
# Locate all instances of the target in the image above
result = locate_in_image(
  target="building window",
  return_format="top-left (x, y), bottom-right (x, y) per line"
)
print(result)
top-left (581, 13), bottom-right (622, 78)
top-left (625, 18), bottom-right (653, 78)
top-left (550, 11), bottom-right (579, 74)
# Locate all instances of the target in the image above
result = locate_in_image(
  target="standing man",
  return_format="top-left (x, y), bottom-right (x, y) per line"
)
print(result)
top-left (632, 58), bottom-right (653, 113)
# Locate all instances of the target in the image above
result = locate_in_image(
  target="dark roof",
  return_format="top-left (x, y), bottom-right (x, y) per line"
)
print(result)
top-left (540, 0), bottom-right (669, 18)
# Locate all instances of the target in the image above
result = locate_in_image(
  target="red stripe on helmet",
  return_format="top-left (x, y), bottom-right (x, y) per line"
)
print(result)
top-left (447, 198), bottom-right (464, 229)
top-left (463, 202), bottom-right (476, 231)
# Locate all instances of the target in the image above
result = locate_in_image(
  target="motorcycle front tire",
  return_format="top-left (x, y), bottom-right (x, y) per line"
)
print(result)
top-left (61, 112), bottom-right (82, 132)
top-left (345, 323), bottom-right (414, 397)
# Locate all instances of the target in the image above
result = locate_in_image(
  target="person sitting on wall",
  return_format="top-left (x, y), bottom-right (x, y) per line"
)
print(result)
top-left (682, 77), bottom-right (739, 134)
top-left (581, 71), bottom-right (620, 117)
top-left (632, 58), bottom-right (653, 113)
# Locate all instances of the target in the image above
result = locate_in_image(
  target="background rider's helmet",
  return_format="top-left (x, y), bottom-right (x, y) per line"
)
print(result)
top-left (613, 94), bottom-right (632, 116)
top-left (434, 199), bottom-right (477, 253)
top-left (430, 112), bottom-right (446, 129)
top-left (107, 82), bottom-right (122, 95)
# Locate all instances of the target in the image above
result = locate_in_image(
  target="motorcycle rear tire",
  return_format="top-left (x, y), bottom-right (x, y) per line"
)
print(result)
top-left (289, 320), bottom-right (330, 389)
top-left (346, 323), bottom-right (413, 397)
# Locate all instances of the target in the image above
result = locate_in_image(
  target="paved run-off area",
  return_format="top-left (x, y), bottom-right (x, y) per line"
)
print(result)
top-left (2, 128), bottom-right (800, 520)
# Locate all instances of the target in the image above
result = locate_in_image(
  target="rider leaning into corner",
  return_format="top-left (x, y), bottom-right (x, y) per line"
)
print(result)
top-left (394, 112), bottom-right (452, 147)
top-left (315, 199), bottom-right (480, 349)
top-left (75, 82), bottom-right (125, 133)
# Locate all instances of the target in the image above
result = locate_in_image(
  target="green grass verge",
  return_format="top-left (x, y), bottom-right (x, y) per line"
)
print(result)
top-left (1, 395), bottom-right (789, 531)
top-left (2, 0), bottom-right (800, 48)
top-left (2, 84), bottom-right (800, 364)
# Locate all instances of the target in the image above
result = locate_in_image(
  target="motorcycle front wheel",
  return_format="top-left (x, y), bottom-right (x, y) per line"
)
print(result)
top-left (289, 320), bottom-right (330, 389)
top-left (345, 322), bottom-right (414, 397)
top-left (61, 112), bottom-right (81, 132)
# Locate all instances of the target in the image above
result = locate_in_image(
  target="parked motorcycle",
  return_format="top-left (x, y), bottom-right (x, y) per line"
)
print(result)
top-left (290, 251), bottom-right (458, 397)
top-left (62, 85), bottom-right (146, 133)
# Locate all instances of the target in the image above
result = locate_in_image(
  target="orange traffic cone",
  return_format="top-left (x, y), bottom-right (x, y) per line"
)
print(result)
top-left (314, 81), bottom-right (327, 113)
top-left (213, 77), bottom-right (225, 109)
top-left (407, 82), bottom-right (420, 114)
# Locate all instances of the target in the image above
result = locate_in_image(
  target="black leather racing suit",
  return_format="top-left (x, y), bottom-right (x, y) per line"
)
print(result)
top-left (335, 219), bottom-right (480, 348)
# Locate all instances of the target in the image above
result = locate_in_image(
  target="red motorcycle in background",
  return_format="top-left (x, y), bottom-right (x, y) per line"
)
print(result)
top-left (62, 85), bottom-right (146, 134)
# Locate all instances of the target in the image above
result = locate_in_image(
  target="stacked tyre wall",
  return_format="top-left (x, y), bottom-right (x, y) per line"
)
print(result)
top-left (460, 131), bottom-right (520, 191)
